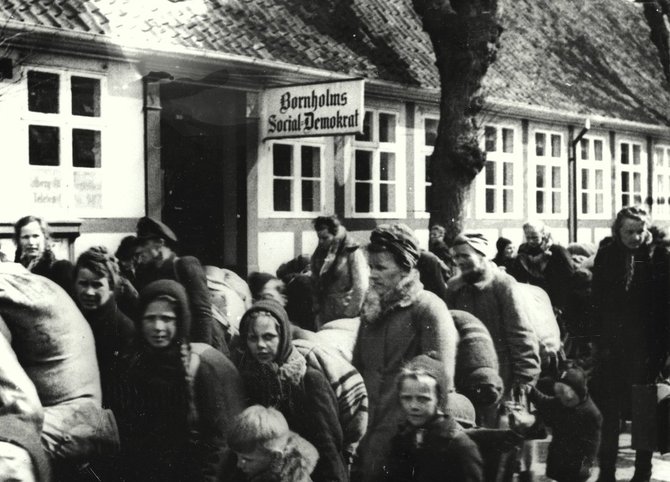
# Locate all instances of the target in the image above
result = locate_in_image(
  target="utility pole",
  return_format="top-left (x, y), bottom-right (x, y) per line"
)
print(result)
top-left (568, 119), bottom-right (590, 243)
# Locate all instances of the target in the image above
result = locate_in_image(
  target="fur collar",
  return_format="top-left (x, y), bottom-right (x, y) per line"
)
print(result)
top-left (248, 432), bottom-right (319, 482)
top-left (448, 261), bottom-right (498, 292)
top-left (360, 269), bottom-right (423, 325)
top-left (241, 348), bottom-right (308, 408)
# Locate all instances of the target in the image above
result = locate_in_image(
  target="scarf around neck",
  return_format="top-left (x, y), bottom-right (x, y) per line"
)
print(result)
top-left (240, 347), bottom-right (307, 408)
top-left (360, 269), bottom-right (423, 325)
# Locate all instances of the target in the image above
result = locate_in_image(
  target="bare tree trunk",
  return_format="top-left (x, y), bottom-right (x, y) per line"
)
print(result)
top-left (412, 0), bottom-right (501, 242)
top-left (640, 0), bottom-right (670, 84)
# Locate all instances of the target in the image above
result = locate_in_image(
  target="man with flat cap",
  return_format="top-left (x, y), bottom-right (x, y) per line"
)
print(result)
top-left (135, 217), bottom-right (224, 353)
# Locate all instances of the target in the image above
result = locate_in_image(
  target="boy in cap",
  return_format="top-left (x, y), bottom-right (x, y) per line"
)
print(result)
top-left (383, 354), bottom-right (483, 482)
top-left (516, 368), bottom-right (602, 482)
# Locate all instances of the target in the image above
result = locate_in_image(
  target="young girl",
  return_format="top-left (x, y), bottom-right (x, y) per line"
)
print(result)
top-left (121, 279), bottom-right (245, 482)
top-left (237, 299), bottom-right (348, 481)
top-left (227, 405), bottom-right (318, 481)
top-left (384, 355), bottom-right (483, 482)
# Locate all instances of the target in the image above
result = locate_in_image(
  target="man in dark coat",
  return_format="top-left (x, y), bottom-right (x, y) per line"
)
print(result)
top-left (134, 216), bottom-right (226, 354)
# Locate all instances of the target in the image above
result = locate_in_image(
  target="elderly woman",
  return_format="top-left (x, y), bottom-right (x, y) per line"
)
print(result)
top-left (122, 280), bottom-right (245, 482)
top-left (74, 246), bottom-right (136, 408)
top-left (591, 207), bottom-right (669, 482)
top-left (352, 223), bottom-right (458, 482)
top-left (237, 299), bottom-right (348, 481)
top-left (13, 215), bottom-right (73, 295)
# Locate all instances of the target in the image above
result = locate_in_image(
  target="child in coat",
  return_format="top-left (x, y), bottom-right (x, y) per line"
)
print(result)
top-left (524, 367), bottom-right (602, 482)
top-left (227, 405), bottom-right (319, 482)
top-left (383, 354), bottom-right (484, 482)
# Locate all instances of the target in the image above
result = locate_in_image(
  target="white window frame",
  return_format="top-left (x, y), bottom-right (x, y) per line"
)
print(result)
top-left (615, 138), bottom-right (647, 211)
top-left (529, 129), bottom-right (568, 218)
top-left (577, 135), bottom-right (611, 220)
top-left (259, 138), bottom-right (329, 218)
top-left (349, 107), bottom-right (405, 218)
top-left (653, 144), bottom-right (670, 220)
top-left (476, 123), bottom-right (523, 219)
top-left (20, 67), bottom-right (106, 213)
top-left (414, 110), bottom-right (439, 219)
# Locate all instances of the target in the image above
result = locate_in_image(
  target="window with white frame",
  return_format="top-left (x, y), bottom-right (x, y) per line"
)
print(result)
top-left (353, 110), bottom-right (400, 215)
top-left (653, 145), bottom-right (670, 219)
top-left (24, 69), bottom-right (104, 211)
top-left (617, 140), bottom-right (646, 209)
top-left (480, 125), bottom-right (518, 216)
top-left (577, 136), bottom-right (610, 218)
top-left (416, 116), bottom-right (438, 215)
top-left (530, 130), bottom-right (566, 216)
top-left (270, 141), bottom-right (324, 214)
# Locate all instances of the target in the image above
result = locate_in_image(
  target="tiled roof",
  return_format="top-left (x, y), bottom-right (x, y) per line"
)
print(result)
top-left (1, 0), bottom-right (669, 126)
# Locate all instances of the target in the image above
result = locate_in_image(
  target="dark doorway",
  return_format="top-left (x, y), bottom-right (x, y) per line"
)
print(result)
top-left (159, 82), bottom-right (246, 271)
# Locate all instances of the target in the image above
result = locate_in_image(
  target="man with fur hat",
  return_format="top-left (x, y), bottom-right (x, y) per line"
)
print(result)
top-left (135, 216), bottom-right (225, 352)
top-left (352, 223), bottom-right (458, 482)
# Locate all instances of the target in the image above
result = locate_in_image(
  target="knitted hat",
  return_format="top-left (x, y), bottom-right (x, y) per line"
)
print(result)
top-left (557, 367), bottom-right (588, 400)
top-left (239, 299), bottom-right (293, 364)
top-left (453, 233), bottom-right (489, 257)
top-left (138, 279), bottom-right (192, 347)
top-left (136, 216), bottom-right (178, 244)
top-left (369, 223), bottom-right (420, 270)
top-left (401, 353), bottom-right (450, 410)
top-left (0, 414), bottom-right (52, 482)
top-left (445, 392), bottom-right (477, 428)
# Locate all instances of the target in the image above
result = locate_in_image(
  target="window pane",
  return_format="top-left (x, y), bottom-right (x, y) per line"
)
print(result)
top-left (655, 148), bottom-right (665, 167)
top-left (580, 139), bottom-right (589, 160)
top-left (28, 71), bottom-right (59, 113)
top-left (485, 126), bottom-right (496, 152)
top-left (380, 184), bottom-right (395, 212)
top-left (485, 161), bottom-right (495, 185)
top-left (273, 179), bottom-right (291, 211)
top-left (535, 133), bottom-right (546, 156)
top-left (552, 166), bottom-right (561, 188)
top-left (552, 192), bottom-right (561, 213)
top-left (356, 111), bottom-right (372, 141)
top-left (71, 76), bottom-right (100, 117)
top-left (596, 193), bottom-right (603, 213)
top-left (503, 162), bottom-right (513, 186)
top-left (380, 152), bottom-right (395, 181)
top-left (595, 170), bottom-right (603, 189)
top-left (502, 128), bottom-right (514, 153)
top-left (29, 125), bottom-right (60, 166)
top-left (621, 172), bottom-right (629, 192)
top-left (594, 140), bottom-right (603, 161)
top-left (503, 189), bottom-right (513, 212)
top-left (536, 191), bottom-right (545, 213)
top-left (536, 165), bottom-right (546, 188)
top-left (355, 150), bottom-right (372, 180)
top-left (379, 113), bottom-right (396, 143)
top-left (301, 180), bottom-right (320, 212)
top-left (621, 143), bottom-right (629, 164)
top-left (633, 145), bottom-right (641, 165)
top-left (581, 169), bottom-right (589, 189)
top-left (622, 194), bottom-right (630, 207)
top-left (485, 188), bottom-right (495, 213)
top-left (301, 146), bottom-right (320, 178)
top-left (634, 194), bottom-right (642, 205)
top-left (425, 155), bottom-right (432, 183)
top-left (425, 184), bottom-right (432, 212)
top-left (633, 173), bottom-right (641, 192)
top-left (581, 193), bottom-right (589, 214)
top-left (273, 144), bottom-right (292, 176)
top-left (72, 129), bottom-right (101, 168)
top-left (424, 118), bottom-right (438, 146)
top-left (551, 134), bottom-right (561, 157)
top-left (355, 183), bottom-right (371, 212)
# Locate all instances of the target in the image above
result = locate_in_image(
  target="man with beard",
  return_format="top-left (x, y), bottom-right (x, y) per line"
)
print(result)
top-left (134, 216), bottom-right (224, 353)
top-left (352, 223), bottom-right (458, 482)
top-left (508, 220), bottom-right (574, 317)
top-left (446, 233), bottom-right (540, 482)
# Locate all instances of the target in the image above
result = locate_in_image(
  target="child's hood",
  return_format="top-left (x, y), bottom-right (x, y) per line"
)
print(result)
top-left (278, 432), bottom-right (319, 482)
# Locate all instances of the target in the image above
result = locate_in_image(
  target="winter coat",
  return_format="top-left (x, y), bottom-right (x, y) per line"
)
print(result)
top-left (352, 271), bottom-right (458, 482)
top-left (18, 248), bottom-right (75, 299)
top-left (226, 431), bottom-right (319, 482)
top-left (311, 227), bottom-right (369, 324)
top-left (416, 250), bottom-right (449, 304)
top-left (80, 296), bottom-right (135, 409)
top-left (446, 262), bottom-right (541, 393)
top-left (591, 240), bottom-right (669, 383)
top-left (383, 414), bottom-right (483, 482)
top-left (528, 387), bottom-right (602, 481)
top-left (136, 254), bottom-right (218, 349)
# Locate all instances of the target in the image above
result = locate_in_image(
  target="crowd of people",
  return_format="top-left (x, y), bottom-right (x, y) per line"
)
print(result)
top-left (0, 208), bottom-right (668, 482)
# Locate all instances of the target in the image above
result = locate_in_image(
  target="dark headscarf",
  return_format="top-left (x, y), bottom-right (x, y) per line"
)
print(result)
top-left (138, 279), bottom-right (191, 350)
top-left (369, 223), bottom-right (420, 270)
top-left (239, 299), bottom-right (292, 364)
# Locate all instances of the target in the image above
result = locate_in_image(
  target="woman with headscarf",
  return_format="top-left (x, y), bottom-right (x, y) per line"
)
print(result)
top-left (237, 299), bottom-right (348, 481)
top-left (352, 223), bottom-right (458, 482)
top-left (121, 280), bottom-right (246, 482)
top-left (13, 215), bottom-right (74, 296)
top-left (590, 207), bottom-right (669, 482)
top-left (74, 246), bottom-right (136, 409)
top-left (492, 236), bottom-right (516, 271)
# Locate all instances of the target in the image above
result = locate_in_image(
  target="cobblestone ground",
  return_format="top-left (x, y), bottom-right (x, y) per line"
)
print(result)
top-left (530, 432), bottom-right (670, 481)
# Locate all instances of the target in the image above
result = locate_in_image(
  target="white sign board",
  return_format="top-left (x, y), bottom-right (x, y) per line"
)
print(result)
top-left (261, 79), bottom-right (364, 140)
